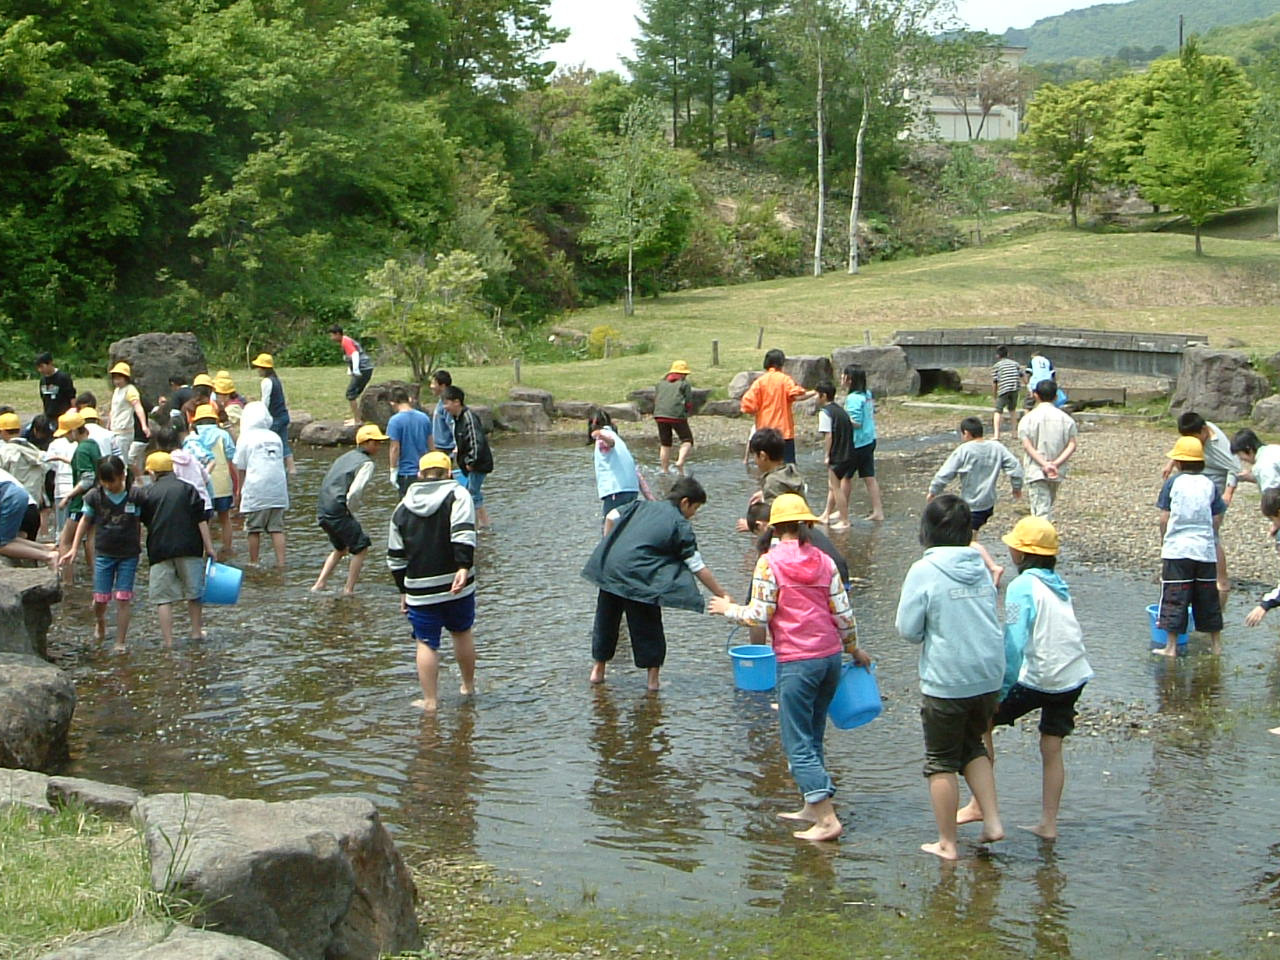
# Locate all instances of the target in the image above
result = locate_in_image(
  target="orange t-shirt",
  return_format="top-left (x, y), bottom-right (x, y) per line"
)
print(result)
top-left (740, 370), bottom-right (806, 439)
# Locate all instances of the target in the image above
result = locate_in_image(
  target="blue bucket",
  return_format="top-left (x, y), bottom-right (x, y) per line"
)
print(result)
top-left (1146, 603), bottom-right (1189, 648)
top-left (202, 558), bottom-right (243, 605)
top-left (828, 662), bottom-right (882, 729)
top-left (728, 644), bottom-right (776, 691)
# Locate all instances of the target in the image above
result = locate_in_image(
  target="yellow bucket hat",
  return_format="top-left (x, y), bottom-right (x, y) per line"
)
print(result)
top-left (355, 424), bottom-right (389, 444)
top-left (192, 373), bottom-right (215, 388)
top-left (251, 353), bottom-right (274, 369)
top-left (0, 412), bottom-right (20, 432)
top-left (109, 361), bottom-right (132, 378)
top-left (769, 493), bottom-right (820, 525)
top-left (213, 372), bottom-right (236, 394)
top-left (668, 360), bottom-right (692, 375)
top-left (78, 406), bottom-right (100, 422)
top-left (1001, 516), bottom-right (1060, 556)
top-left (55, 411), bottom-right (86, 437)
top-left (145, 451), bottom-right (173, 473)
top-left (1167, 436), bottom-right (1205, 462)
top-left (419, 451), bottom-right (453, 473)
top-left (193, 404), bottom-right (218, 423)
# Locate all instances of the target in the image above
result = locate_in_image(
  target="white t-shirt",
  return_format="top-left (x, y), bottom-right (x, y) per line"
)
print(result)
top-left (233, 428), bottom-right (290, 512)
top-left (1254, 444), bottom-right (1280, 492)
top-left (46, 437), bottom-right (76, 498)
top-left (1158, 472), bottom-right (1224, 562)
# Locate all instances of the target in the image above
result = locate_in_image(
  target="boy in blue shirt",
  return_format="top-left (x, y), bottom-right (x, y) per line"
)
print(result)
top-left (387, 387), bottom-right (433, 494)
top-left (896, 494), bottom-right (1005, 860)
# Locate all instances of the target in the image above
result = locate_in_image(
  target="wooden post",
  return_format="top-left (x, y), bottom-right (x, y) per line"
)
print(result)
top-left (711, 339), bottom-right (720, 367)
top-left (864, 330), bottom-right (871, 346)
top-left (513, 357), bottom-right (521, 384)
top-left (604, 337), bottom-right (611, 359)
top-left (756, 326), bottom-right (764, 349)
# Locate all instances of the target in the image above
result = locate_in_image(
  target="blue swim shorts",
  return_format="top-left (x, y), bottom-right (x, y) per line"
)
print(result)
top-left (406, 594), bottom-right (476, 649)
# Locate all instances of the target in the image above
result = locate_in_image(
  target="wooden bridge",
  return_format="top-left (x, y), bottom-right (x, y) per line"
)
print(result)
top-left (893, 324), bottom-right (1208, 379)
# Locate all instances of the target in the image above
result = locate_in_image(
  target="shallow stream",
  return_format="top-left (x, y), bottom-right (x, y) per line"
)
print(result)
top-left (46, 433), bottom-right (1280, 957)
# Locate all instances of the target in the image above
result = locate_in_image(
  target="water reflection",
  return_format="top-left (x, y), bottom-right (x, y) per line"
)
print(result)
top-left (402, 708), bottom-right (479, 859)
top-left (1030, 843), bottom-right (1072, 960)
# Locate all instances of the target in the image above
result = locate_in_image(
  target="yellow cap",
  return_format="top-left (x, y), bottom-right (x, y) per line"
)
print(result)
top-left (55, 411), bottom-right (85, 437)
top-left (1167, 436), bottom-right (1205, 462)
top-left (109, 361), bottom-right (132, 378)
top-left (355, 423), bottom-right (389, 444)
top-left (251, 353), bottom-right (274, 369)
top-left (192, 404), bottom-right (218, 423)
top-left (145, 451), bottom-right (173, 473)
top-left (1001, 516), bottom-right (1060, 556)
top-left (213, 373), bottom-right (236, 394)
top-left (192, 373), bottom-right (215, 388)
top-left (78, 406), bottom-right (100, 422)
top-left (769, 493), bottom-right (820, 525)
top-left (668, 360), bottom-right (692, 375)
top-left (0, 412), bottom-right (20, 432)
top-left (419, 451), bottom-right (453, 473)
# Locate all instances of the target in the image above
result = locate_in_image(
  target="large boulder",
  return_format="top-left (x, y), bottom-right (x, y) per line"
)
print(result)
top-left (507, 387), bottom-right (554, 415)
top-left (830, 345), bottom-right (920, 397)
top-left (1253, 395), bottom-right (1280, 433)
top-left (1171, 347), bottom-right (1272, 422)
top-left (782, 355), bottom-right (834, 390)
top-left (47, 775), bottom-right (141, 820)
top-left (298, 421), bottom-right (357, 447)
top-left (0, 767), bottom-right (54, 814)
top-left (358, 381), bottom-right (420, 429)
top-left (602, 402), bottom-right (642, 423)
top-left (689, 388), bottom-right (712, 414)
top-left (134, 792), bottom-right (420, 960)
top-left (727, 370), bottom-right (763, 401)
top-left (286, 411), bottom-right (315, 440)
top-left (628, 388), bottom-right (656, 415)
top-left (39, 923), bottom-right (292, 959)
top-left (0, 568), bottom-right (61, 659)
top-left (700, 399), bottom-right (743, 418)
top-left (469, 404), bottom-right (494, 434)
top-left (0, 653), bottom-right (75, 771)
top-left (554, 400), bottom-right (595, 421)
top-left (109, 333), bottom-right (207, 408)
top-left (494, 401), bottom-right (551, 433)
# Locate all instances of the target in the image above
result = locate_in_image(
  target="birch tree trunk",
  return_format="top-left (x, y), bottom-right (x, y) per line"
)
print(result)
top-left (847, 90), bottom-right (870, 275)
top-left (812, 30), bottom-right (825, 277)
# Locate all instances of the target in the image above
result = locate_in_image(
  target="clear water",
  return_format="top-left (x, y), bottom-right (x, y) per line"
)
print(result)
top-left (46, 435), bottom-right (1280, 957)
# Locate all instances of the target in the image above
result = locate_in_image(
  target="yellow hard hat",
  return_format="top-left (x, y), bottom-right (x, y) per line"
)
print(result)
top-left (55, 411), bottom-right (85, 437)
top-left (192, 373), bottom-right (215, 388)
top-left (192, 404), bottom-right (218, 423)
top-left (1167, 436), bottom-right (1205, 462)
top-left (145, 451), bottom-right (173, 473)
top-left (251, 353), bottom-right (274, 369)
top-left (1001, 516), bottom-right (1060, 556)
top-left (418, 451), bottom-right (453, 473)
top-left (769, 493), bottom-right (820, 526)
top-left (355, 423), bottom-right (389, 444)
top-left (109, 361), bottom-right (132, 378)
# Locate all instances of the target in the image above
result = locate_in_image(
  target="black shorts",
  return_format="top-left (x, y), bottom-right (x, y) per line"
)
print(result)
top-left (846, 441), bottom-right (876, 478)
top-left (831, 458), bottom-right (859, 480)
top-left (970, 507), bottom-right (993, 531)
top-left (920, 691), bottom-right (998, 777)
top-left (994, 682), bottom-right (1085, 737)
top-left (20, 503), bottom-right (40, 540)
top-left (1158, 557), bottom-right (1223, 634)
top-left (345, 369), bottom-right (373, 401)
top-left (656, 419), bottom-right (693, 446)
top-left (319, 513), bottom-right (371, 555)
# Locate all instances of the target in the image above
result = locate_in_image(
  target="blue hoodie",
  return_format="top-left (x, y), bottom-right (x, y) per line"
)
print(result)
top-left (1001, 568), bottom-right (1092, 697)
top-left (896, 546), bottom-right (1003, 699)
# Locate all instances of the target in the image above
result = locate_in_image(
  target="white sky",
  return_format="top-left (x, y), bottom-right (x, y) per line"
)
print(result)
top-left (543, 0), bottom-right (1099, 74)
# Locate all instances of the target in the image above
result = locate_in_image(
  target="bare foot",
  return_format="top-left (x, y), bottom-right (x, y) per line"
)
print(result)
top-left (340, 588), bottom-right (356, 598)
top-left (793, 819), bottom-right (842, 842)
top-left (1269, 727), bottom-right (1280, 736)
top-left (94, 625), bottom-right (107, 642)
top-left (814, 513), bottom-right (830, 525)
top-left (865, 513), bottom-right (884, 522)
top-left (1019, 823), bottom-right (1057, 840)
top-left (459, 683), bottom-right (474, 697)
top-left (978, 826), bottom-right (1005, 844)
top-left (956, 803), bottom-right (983, 825)
top-left (777, 808), bottom-right (818, 823)
top-left (411, 697), bottom-right (438, 713)
top-left (646, 680), bottom-right (661, 692)
top-left (921, 841), bottom-right (959, 861)
top-left (1151, 647), bottom-right (1178, 657)
top-left (112, 642), bottom-right (126, 653)
top-left (309, 584), bottom-right (328, 594)
top-left (829, 520), bottom-right (851, 531)
top-left (589, 663), bottom-right (606, 684)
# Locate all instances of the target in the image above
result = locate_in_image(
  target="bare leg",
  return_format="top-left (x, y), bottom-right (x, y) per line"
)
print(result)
top-left (218, 511), bottom-right (233, 557)
top-left (285, 454), bottom-right (296, 476)
top-left (453, 628), bottom-right (476, 695)
top-left (413, 642), bottom-right (440, 712)
top-left (476, 505), bottom-right (491, 529)
top-left (831, 471), bottom-right (851, 529)
top-left (312, 549), bottom-right (345, 592)
top-left (660, 444), bottom-right (672, 474)
top-left (962, 754), bottom-right (1003, 843)
top-left (1022, 734), bottom-right (1064, 839)
top-left (349, 398), bottom-right (360, 424)
top-left (864, 476), bottom-right (884, 522)
top-left (341, 550), bottom-right (366, 596)
top-left (247, 531), bottom-right (261, 564)
top-left (646, 666), bottom-right (660, 691)
top-left (816, 475), bottom-right (836, 524)
top-left (157, 603), bottom-right (175, 648)
top-left (676, 441), bottom-right (692, 474)
top-left (188, 600), bottom-right (204, 640)
top-left (792, 796), bottom-right (842, 842)
top-left (1208, 630), bottom-right (1222, 656)
top-left (93, 600), bottom-right (108, 641)
top-left (1153, 629), bottom-right (1179, 657)
top-left (957, 729), bottom-right (995, 823)
top-left (0, 538), bottom-right (60, 568)
top-left (971, 539), bottom-right (1004, 587)
top-left (270, 532), bottom-right (286, 570)
top-left (58, 520), bottom-right (76, 586)
top-left (114, 599), bottom-right (132, 652)
top-left (923, 772), bottom-right (961, 860)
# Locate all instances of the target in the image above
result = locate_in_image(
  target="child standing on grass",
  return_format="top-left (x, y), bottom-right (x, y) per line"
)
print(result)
top-left (312, 424), bottom-right (388, 596)
top-left (814, 381), bottom-right (855, 529)
top-left (233, 401), bottom-right (289, 570)
top-left (896, 494), bottom-right (1005, 860)
top-left (583, 477), bottom-right (730, 691)
top-left (654, 360), bottom-right (695, 475)
top-left (710, 494), bottom-right (869, 842)
top-left (388, 451), bottom-right (478, 713)
top-left (63, 456), bottom-right (143, 650)
top-left (842, 367), bottom-right (884, 522)
top-left (956, 516), bottom-right (1092, 840)
top-left (1155, 436), bottom-right (1226, 656)
top-left (139, 451), bottom-right (216, 647)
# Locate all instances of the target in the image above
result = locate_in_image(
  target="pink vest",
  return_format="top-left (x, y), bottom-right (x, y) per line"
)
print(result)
top-left (767, 540), bottom-right (843, 663)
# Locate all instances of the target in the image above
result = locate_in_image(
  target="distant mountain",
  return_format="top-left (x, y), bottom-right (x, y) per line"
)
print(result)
top-left (1200, 12), bottom-right (1280, 69)
top-left (1005, 0), bottom-right (1280, 63)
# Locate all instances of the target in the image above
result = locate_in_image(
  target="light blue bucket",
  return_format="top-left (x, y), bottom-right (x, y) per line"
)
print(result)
top-left (728, 644), bottom-right (776, 691)
top-left (202, 558), bottom-right (243, 605)
top-left (1146, 603), bottom-right (1189, 648)
top-left (828, 662), bottom-right (882, 729)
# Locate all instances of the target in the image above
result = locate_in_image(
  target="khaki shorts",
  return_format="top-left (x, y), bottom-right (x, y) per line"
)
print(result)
top-left (245, 507), bottom-right (286, 534)
top-left (150, 556), bottom-right (205, 605)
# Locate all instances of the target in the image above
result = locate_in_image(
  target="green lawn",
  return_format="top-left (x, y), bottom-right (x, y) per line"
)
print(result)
top-left (7, 231), bottom-right (1280, 421)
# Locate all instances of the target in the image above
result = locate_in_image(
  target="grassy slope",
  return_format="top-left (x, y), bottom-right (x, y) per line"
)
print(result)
top-left (4, 232), bottom-right (1279, 421)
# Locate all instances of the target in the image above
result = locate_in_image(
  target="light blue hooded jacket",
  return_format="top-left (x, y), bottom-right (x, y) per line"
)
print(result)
top-left (1001, 568), bottom-right (1092, 697)
top-left (896, 546), bottom-right (1003, 699)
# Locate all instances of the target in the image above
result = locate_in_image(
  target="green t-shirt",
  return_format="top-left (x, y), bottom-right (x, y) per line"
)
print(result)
top-left (68, 440), bottom-right (99, 513)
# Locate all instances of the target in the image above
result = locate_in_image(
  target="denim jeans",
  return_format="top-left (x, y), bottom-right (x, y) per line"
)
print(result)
top-left (776, 653), bottom-right (842, 803)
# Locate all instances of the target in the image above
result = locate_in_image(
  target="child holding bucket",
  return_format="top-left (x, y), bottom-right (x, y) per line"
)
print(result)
top-left (956, 516), bottom-right (1092, 840)
top-left (710, 494), bottom-right (867, 843)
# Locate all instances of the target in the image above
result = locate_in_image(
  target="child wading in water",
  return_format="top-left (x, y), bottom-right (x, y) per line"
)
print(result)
top-left (588, 409), bottom-right (646, 524)
top-left (582, 477), bottom-right (730, 691)
top-left (711, 494), bottom-right (868, 842)
top-left (842, 366), bottom-right (884, 522)
top-left (956, 516), bottom-right (1092, 840)
top-left (896, 494), bottom-right (1005, 860)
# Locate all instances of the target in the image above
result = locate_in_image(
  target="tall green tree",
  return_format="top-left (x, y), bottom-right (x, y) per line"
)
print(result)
top-left (1247, 51), bottom-right (1280, 238)
top-left (939, 144), bottom-right (1000, 243)
top-left (1016, 80), bottom-right (1110, 228)
top-left (1131, 41), bottom-right (1256, 255)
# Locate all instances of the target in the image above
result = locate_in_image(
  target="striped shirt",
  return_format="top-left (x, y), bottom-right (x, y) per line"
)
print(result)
top-left (992, 358), bottom-right (1021, 396)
